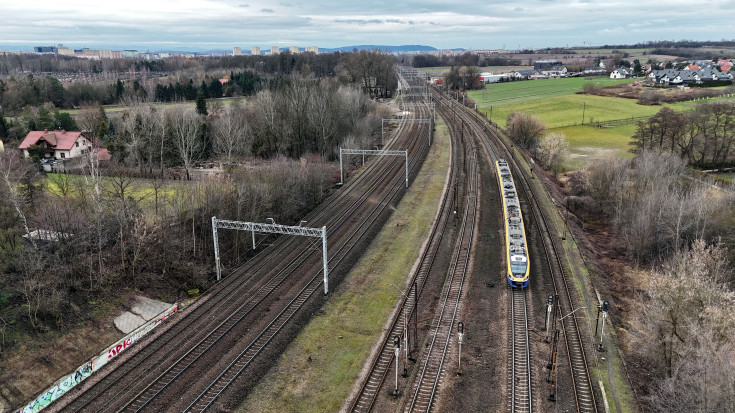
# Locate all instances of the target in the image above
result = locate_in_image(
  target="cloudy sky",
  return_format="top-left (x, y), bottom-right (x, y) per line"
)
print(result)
top-left (1, 0), bottom-right (734, 51)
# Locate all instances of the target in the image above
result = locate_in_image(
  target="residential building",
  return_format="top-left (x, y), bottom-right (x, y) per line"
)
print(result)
top-left (251, 46), bottom-right (261, 55)
top-left (289, 46), bottom-right (299, 54)
top-left (533, 60), bottom-right (563, 70)
top-left (34, 46), bottom-right (56, 53)
top-left (305, 46), bottom-right (318, 54)
top-left (270, 46), bottom-right (279, 55)
top-left (610, 67), bottom-right (633, 79)
top-left (233, 47), bottom-right (242, 56)
top-left (18, 130), bottom-right (93, 160)
top-left (541, 65), bottom-right (568, 77)
top-left (649, 69), bottom-right (732, 85)
top-left (511, 69), bottom-right (542, 79)
top-left (57, 45), bottom-right (74, 55)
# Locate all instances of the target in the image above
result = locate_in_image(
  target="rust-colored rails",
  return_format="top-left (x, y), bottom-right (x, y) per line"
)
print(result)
top-left (58, 99), bottom-right (434, 413)
top-left (404, 146), bottom-right (477, 413)
top-left (442, 90), bottom-right (599, 413)
top-left (510, 288), bottom-right (533, 413)
top-left (349, 102), bottom-right (459, 413)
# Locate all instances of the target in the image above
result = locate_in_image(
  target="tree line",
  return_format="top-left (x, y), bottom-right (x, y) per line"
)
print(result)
top-left (409, 52), bottom-right (522, 68)
top-left (631, 102), bottom-right (735, 167)
top-left (561, 149), bottom-right (735, 411)
top-left (0, 149), bottom-right (336, 355)
top-left (87, 76), bottom-right (384, 180)
top-left (0, 50), bottom-right (397, 116)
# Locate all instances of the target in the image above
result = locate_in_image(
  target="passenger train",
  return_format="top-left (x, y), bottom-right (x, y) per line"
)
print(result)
top-left (496, 160), bottom-right (530, 288)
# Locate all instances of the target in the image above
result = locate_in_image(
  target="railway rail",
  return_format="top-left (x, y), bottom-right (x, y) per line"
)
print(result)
top-left (404, 146), bottom-right (477, 413)
top-left (348, 115), bottom-right (458, 412)
top-left (510, 288), bottom-right (533, 412)
top-left (439, 89), bottom-right (599, 413)
top-left (55, 89), bottom-right (435, 412)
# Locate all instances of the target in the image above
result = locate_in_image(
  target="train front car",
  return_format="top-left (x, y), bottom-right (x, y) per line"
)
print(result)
top-left (496, 160), bottom-right (530, 288)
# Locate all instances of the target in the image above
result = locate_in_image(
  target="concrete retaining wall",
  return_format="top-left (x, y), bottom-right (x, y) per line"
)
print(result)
top-left (18, 304), bottom-right (177, 413)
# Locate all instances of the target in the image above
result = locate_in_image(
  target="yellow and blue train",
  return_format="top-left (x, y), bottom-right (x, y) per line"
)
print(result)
top-left (496, 159), bottom-right (530, 288)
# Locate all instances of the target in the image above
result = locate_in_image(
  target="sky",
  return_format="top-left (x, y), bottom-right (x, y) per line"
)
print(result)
top-left (1, 0), bottom-right (734, 51)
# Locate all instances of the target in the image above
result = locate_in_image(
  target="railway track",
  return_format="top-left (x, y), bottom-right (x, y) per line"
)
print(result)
top-left (348, 71), bottom-right (454, 413)
top-left (348, 119), bottom-right (458, 412)
top-left (56, 89), bottom-right (435, 412)
top-left (404, 146), bottom-right (476, 413)
top-left (442, 90), bottom-right (598, 413)
top-left (349, 71), bottom-right (471, 413)
top-left (510, 288), bottom-right (532, 413)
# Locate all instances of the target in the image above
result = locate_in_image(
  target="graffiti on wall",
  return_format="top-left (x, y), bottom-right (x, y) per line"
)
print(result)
top-left (19, 363), bottom-right (92, 413)
top-left (17, 304), bottom-right (177, 413)
top-left (92, 305), bottom-right (178, 372)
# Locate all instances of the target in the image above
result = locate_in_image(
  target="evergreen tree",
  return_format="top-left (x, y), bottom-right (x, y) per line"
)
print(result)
top-left (115, 79), bottom-right (124, 99)
top-left (0, 112), bottom-right (8, 138)
top-left (36, 107), bottom-right (54, 130)
top-left (53, 111), bottom-right (78, 131)
top-left (209, 77), bottom-right (223, 98)
top-left (195, 91), bottom-right (208, 115)
top-left (633, 59), bottom-right (643, 76)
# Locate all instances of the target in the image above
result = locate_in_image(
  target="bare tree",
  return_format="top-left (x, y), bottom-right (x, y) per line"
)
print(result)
top-left (537, 132), bottom-right (569, 175)
top-left (212, 102), bottom-right (251, 162)
top-left (631, 240), bottom-right (735, 412)
top-left (169, 108), bottom-right (204, 180)
top-left (0, 150), bottom-right (37, 248)
top-left (506, 113), bottom-right (546, 149)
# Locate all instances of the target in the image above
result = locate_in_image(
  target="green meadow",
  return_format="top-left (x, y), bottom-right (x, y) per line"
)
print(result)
top-left (470, 77), bottom-right (632, 109)
top-left (467, 77), bottom-right (680, 170)
top-left (45, 173), bottom-right (186, 215)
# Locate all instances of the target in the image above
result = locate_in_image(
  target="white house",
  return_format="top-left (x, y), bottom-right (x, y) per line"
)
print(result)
top-left (610, 68), bottom-right (632, 79)
top-left (18, 130), bottom-right (93, 160)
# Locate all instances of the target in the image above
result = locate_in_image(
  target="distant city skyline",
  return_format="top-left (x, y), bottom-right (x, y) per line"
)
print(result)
top-left (1, 0), bottom-right (734, 52)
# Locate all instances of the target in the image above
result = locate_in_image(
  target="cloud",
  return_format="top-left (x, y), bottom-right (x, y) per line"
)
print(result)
top-left (334, 19), bottom-right (384, 25)
top-left (0, 0), bottom-right (731, 50)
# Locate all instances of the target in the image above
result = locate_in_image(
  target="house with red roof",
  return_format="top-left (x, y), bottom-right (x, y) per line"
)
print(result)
top-left (18, 130), bottom-right (93, 160)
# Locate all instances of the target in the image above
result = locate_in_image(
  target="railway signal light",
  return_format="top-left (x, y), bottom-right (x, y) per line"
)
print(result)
top-left (598, 300), bottom-right (610, 352)
top-left (393, 336), bottom-right (401, 396)
top-left (545, 295), bottom-right (554, 343)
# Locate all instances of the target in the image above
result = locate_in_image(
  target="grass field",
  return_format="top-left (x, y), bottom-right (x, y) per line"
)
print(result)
top-left (480, 93), bottom-right (663, 130)
top-left (469, 76), bottom-right (632, 109)
top-left (45, 173), bottom-right (184, 213)
top-left (237, 118), bottom-right (451, 412)
top-left (467, 76), bottom-right (683, 169)
top-left (553, 124), bottom-right (637, 170)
